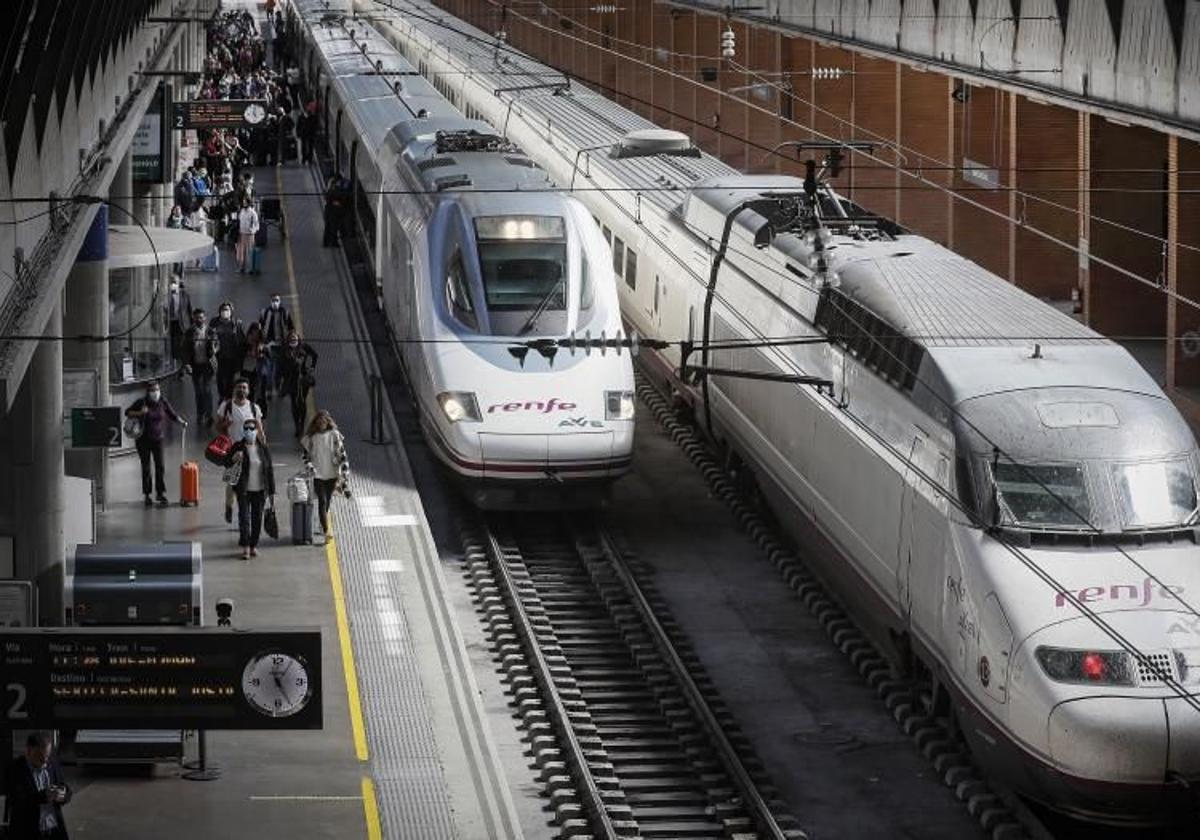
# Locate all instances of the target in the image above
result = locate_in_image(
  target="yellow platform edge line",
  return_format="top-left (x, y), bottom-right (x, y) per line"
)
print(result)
top-left (362, 775), bottom-right (383, 840)
top-left (327, 520), bottom-right (370, 762)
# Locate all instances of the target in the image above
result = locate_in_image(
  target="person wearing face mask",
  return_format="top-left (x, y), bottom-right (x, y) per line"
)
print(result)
top-left (215, 377), bottom-right (265, 524)
top-left (224, 420), bottom-right (275, 559)
top-left (279, 330), bottom-right (318, 437)
top-left (164, 275), bottom-right (192, 363)
top-left (236, 196), bottom-right (260, 273)
top-left (211, 301), bottom-right (246, 401)
top-left (125, 380), bottom-right (187, 507)
top-left (258, 294), bottom-right (294, 398)
top-left (182, 308), bottom-right (220, 425)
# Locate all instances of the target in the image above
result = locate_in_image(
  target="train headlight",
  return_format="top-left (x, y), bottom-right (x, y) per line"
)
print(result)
top-left (437, 391), bottom-right (482, 423)
top-left (605, 390), bottom-right (635, 420)
top-left (1034, 646), bottom-right (1134, 686)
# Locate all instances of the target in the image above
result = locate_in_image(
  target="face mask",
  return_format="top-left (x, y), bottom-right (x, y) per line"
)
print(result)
top-left (288, 341), bottom-right (298, 349)
top-left (169, 283), bottom-right (179, 293)
top-left (148, 390), bottom-right (161, 402)
top-left (243, 428), bottom-right (257, 442)
top-left (271, 300), bottom-right (281, 309)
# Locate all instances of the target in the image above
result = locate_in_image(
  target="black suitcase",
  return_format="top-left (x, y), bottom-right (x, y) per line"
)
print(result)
top-left (291, 501), bottom-right (313, 545)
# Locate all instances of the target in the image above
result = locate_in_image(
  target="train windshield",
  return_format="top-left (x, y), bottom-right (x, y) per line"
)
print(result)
top-left (989, 461), bottom-right (1091, 530)
top-left (1111, 459), bottom-right (1198, 530)
top-left (474, 216), bottom-right (567, 312)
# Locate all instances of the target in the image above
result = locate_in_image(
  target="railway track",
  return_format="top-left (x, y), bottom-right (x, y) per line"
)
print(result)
top-left (460, 514), bottom-right (807, 839)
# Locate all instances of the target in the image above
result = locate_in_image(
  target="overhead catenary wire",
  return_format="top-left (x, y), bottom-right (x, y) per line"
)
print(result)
top-left (363, 0), bottom-right (1200, 714)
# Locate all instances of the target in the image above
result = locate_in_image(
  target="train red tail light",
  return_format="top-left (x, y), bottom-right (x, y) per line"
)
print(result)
top-left (1081, 652), bottom-right (1107, 681)
top-left (1035, 646), bottom-right (1134, 686)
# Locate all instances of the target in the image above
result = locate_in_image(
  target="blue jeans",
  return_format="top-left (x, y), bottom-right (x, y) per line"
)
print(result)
top-left (237, 489), bottom-right (266, 547)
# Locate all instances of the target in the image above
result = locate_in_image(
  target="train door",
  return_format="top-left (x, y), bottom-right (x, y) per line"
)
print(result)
top-left (897, 434), bottom-right (924, 624)
top-left (898, 431), bottom-right (949, 626)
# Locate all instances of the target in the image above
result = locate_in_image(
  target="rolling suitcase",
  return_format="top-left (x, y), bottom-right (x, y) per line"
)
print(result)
top-left (249, 245), bottom-right (263, 275)
top-left (180, 437), bottom-right (200, 507)
top-left (291, 501), bottom-right (313, 545)
top-left (201, 246), bottom-right (219, 273)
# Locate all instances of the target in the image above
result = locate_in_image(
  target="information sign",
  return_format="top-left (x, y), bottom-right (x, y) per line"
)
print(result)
top-left (70, 407), bottom-right (122, 448)
top-left (0, 582), bottom-right (33, 627)
top-left (171, 99), bottom-right (269, 130)
top-left (0, 628), bottom-right (322, 730)
top-left (133, 85), bottom-right (166, 183)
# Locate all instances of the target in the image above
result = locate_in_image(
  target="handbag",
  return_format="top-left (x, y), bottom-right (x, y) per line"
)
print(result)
top-left (222, 457), bottom-right (242, 486)
top-left (264, 498), bottom-right (279, 540)
top-left (205, 433), bottom-right (233, 466)
top-left (123, 416), bottom-right (143, 441)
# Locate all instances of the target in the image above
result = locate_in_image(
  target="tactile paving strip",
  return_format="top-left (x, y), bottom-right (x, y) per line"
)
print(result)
top-left (279, 167), bottom-right (458, 839)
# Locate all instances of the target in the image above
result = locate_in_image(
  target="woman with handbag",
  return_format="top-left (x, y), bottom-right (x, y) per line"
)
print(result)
top-left (212, 377), bottom-right (265, 524)
top-left (279, 330), bottom-right (318, 438)
top-left (224, 417), bottom-right (276, 559)
top-left (300, 410), bottom-right (351, 536)
top-left (125, 380), bottom-right (187, 507)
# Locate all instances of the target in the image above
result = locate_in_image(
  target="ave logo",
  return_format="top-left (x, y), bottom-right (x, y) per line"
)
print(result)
top-left (559, 416), bottom-right (604, 428)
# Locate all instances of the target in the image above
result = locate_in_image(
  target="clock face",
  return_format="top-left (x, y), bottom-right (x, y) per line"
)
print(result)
top-left (243, 103), bottom-right (266, 125)
top-left (241, 650), bottom-right (312, 717)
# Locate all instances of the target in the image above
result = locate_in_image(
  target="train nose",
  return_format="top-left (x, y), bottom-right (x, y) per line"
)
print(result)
top-left (1164, 695), bottom-right (1200, 778)
top-left (1047, 696), bottom-right (1167, 782)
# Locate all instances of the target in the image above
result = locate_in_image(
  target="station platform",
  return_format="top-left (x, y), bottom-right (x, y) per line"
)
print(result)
top-left (65, 158), bottom-right (521, 840)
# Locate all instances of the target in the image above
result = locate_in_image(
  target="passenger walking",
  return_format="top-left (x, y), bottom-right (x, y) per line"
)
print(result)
top-left (322, 174), bottom-right (345, 247)
top-left (225, 418), bottom-right (276, 559)
top-left (240, 321), bottom-right (269, 402)
top-left (125, 380), bottom-right (187, 507)
top-left (211, 300), bottom-right (246, 401)
top-left (182, 308), bottom-right (220, 425)
top-left (5, 731), bottom-right (71, 840)
top-left (280, 330), bottom-right (318, 437)
top-left (236, 196), bottom-right (259, 273)
top-left (216, 378), bottom-right (265, 524)
top-left (258, 294), bottom-right (294, 396)
top-left (301, 410), bottom-right (351, 536)
top-left (164, 276), bottom-right (192, 363)
top-left (298, 102), bottom-right (317, 164)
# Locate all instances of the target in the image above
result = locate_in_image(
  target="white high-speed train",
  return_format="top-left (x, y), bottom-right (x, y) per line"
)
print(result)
top-left (288, 1), bottom-right (635, 508)
top-left (366, 0), bottom-right (1200, 824)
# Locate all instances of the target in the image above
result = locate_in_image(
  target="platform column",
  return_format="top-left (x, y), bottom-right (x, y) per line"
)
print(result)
top-left (62, 207), bottom-right (110, 507)
top-left (0, 303), bottom-right (65, 624)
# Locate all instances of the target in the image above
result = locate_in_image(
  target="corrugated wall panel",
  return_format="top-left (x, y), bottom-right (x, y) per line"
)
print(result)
top-left (1062, 0), bottom-right (1117, 100)
top-left (839, 0), bottom-right (869, 41)
top-left (779, 0), bottom-right (816, 31)
top-left (935, 0), bottom-right (976, 64)
top-left (1115, 0), bottom-right (1177, 114)
top-left (814, 0), bottom-right (840, 32)
top-left (1181, 2), bottom-right (1200, 121)
top-left (1014, 0), bottom-right (1064, 89)
top-left (865, 0), bottom-right (901, 49)
top-left (974, 0), bottom-right (1017, 74)
top-left (899, 0), bottom-right (937, 56)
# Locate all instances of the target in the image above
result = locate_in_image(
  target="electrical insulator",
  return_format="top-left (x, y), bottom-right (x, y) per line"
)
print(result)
top-left (591, 4), bottom-right (618, 12)
top-left (720, 26), bottom-right (735, 59)
top-left (811, 67), bottom-right (844, 80)
top-left (496, 29), bottom-right (507, 42)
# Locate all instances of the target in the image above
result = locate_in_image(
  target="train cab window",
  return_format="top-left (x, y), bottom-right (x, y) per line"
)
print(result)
top-left (445, 250), bottom-right (477, 330)
top-left (1110, 459), bottom-right (1198, 530)
top-left (624, 248), bottom-right (637, 291)
top-left (473, 216), bottom-right (567, 312)
top-left (988, 461), bottom-right (1091, 530)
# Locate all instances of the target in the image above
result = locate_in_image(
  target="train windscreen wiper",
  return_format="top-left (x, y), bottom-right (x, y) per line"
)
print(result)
top-left (516, 273), bottom-right (565, 336)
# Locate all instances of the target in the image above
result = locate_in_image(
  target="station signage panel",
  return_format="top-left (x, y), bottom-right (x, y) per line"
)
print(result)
top-left (171, 99), bottom-right (269, 129)
top-left (0, 628), bottom-right (322, 730)
top-left (70, 406), bottom-right (122, 448)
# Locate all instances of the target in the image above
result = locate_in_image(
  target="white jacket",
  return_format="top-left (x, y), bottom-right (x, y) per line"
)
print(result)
top-left (238, 207), bottom-right (260, 235)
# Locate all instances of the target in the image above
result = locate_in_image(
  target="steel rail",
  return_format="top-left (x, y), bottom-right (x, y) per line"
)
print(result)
top-left (482, 525), bottom-right (622, 840)
top-left (594, 526), bottom-right (795, 840)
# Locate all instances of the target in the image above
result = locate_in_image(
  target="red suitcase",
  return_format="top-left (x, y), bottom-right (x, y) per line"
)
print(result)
top-left (180, 437), bottom-right (200, 506)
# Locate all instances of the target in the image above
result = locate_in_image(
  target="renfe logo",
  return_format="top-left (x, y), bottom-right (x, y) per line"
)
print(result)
top-left (487, 398), bottom-right (578, 414)
top-left (1055, 577), bottom-right (1184, 608)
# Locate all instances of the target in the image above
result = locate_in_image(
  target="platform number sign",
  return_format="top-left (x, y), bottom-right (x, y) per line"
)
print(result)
top-left (70, 407), bottom-right (122, 448)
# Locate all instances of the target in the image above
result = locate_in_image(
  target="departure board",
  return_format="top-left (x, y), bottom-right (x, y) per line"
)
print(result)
top-left (0, 628), bottom-right (321, 730)
top-left (171, 99), bottom-right (269, 129)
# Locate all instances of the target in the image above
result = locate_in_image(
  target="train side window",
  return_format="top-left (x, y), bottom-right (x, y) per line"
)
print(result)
top-left (445, 251), bottom-right (477, 330)
top-left (612, 236), bottom-right (625, 278)
top-left (625, 248), bottom-right (637, 291)
top-left (580, 252), bottom-right (595, 310)
top-left (602, 225), bottom-right (612, 245)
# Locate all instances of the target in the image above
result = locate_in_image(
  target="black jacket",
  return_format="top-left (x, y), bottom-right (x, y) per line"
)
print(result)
top-left (280, 342), bottom-right (318, 394)
top-left (211, 316), bottom-right (246, 365)
top-left (4, 755), bottom-right (71, 839)
top-left (225, 439), bottom-right (276, 496)
top-left (258, 306), bottom-right (294, 344)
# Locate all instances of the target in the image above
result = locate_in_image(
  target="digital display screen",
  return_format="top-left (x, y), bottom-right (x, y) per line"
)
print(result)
top-left (0, 628), bottom-right (321, 730)
top-left (171, 99), bottom-right (268, 129)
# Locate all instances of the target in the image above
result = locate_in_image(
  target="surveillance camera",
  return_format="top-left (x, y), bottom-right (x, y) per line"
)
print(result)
top-left (216, 598), bottom-right (235, 627)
